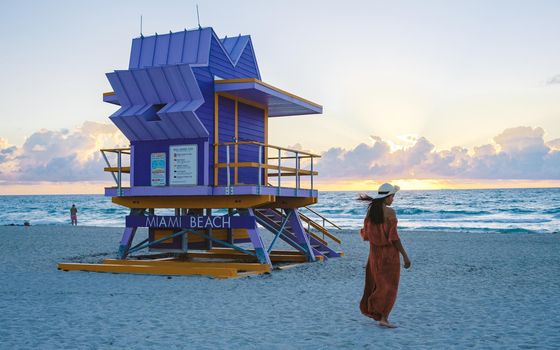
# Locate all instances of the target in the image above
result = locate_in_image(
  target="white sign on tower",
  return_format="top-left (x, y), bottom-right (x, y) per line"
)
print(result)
top-left (169, 144), bottom-right (198, 186)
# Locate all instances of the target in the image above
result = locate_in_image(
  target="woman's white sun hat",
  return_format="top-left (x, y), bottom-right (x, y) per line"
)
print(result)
top-left (372, 183), bottom-right (400, 199)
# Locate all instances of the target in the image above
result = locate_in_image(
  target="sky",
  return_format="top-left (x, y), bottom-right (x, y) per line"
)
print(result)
top-left (0, 0), bottom-right (559, 194)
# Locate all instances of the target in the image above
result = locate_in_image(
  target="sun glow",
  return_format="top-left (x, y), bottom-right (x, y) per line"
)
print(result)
top-left (314, 178), bottom-right (560, 191)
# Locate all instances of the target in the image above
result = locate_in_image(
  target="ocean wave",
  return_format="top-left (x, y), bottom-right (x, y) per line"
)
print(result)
top-left (495, 208), bottom-right (536, 214)
top-left (543, 208), bottom-right (560, 215)
top-left (1, 190), bottom-right (559, 233)
top-left (401, 225), bottom-right (542, 234)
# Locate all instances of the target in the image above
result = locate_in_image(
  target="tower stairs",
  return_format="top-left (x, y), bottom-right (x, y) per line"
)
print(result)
top-left (254, 208), bottom-right (342, 260)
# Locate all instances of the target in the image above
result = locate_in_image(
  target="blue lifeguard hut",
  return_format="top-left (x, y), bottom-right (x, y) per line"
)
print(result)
top-left (59, 27), bottom-right (342, 277)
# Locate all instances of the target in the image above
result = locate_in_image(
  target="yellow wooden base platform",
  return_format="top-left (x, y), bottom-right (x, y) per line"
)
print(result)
top-left (58, 259), bottom-right (270, 279)
top-left (184, 248), bottom-right (326, 262)
top-left (57, 248), bottom-right (343, 278)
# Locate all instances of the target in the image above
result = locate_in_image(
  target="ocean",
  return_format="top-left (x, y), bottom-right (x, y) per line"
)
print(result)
top-left (0, 188), bottom-right (558, 234)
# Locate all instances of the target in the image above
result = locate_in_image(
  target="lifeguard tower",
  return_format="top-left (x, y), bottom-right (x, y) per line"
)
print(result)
top-left (59, 27), bottom-right (342, 278)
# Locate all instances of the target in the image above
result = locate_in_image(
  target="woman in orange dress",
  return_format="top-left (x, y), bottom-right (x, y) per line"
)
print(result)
top-left (359, 183), bottom-right (411, 328)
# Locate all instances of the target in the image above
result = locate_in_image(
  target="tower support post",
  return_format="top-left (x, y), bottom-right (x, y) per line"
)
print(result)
top-left (242, 208), bottom-right (272, 265)
top-left (285, 208), bottom-right (316, 262)
top-left (117, 227), bottom-right (138, 259)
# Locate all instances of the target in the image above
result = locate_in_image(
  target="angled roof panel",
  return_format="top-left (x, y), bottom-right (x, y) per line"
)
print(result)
top-left (161, 65), bottom-right (194, 101)
top-left (130, 69), bottom-right (161, 104)
top-left (129, 28), bottom-right (213, 69)
top-left (115, 71), bottom-right (146, 104)
top-left (220, 35), bottom-right (250, 65)
top-left (215, 79), bottom-right (322, 117)
top-left (167, 31), bottom-right (186, 64)
top-left (106, 72), bottom-right (131, 106)
top-left (145, 68), bottom-right (176, 102)
top-left (153, 34), bottom-right (171, 66)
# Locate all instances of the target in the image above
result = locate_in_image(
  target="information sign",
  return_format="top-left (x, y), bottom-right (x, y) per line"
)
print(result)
top-left (150, 152), bottom-right (166, 186)
top-left (169, 144), bottom-right (198, 186)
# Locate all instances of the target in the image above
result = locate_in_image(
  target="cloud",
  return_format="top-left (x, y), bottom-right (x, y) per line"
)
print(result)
top-left (0, 121), bottom-right (127, 183)
top-left (546, 138), bottom-right (560, 150)
top-left (315, 126), bottom-right (560, 181)
top-left (1, 124), bottom-right (558, 186)
top-left (547, 74), bottom-right (560, 85)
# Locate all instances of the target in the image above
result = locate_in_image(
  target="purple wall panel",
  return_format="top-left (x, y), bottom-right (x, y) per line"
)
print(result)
top-left (192, 68), bottom-right (216, 185)
top-left (132, 137), bottom-right (208, 187)
top-left (149, 228), bottom-right (183, 250)
top-left (238, 102), bottom-right (264, 184)
top-left (217, 96), bottom-right (235, 185)
top-left (130, 144), bottom-right (135, 187)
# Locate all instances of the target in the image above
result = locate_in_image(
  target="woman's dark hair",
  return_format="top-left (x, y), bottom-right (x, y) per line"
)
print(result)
top-left (358, 194), bottom-right (385, 224)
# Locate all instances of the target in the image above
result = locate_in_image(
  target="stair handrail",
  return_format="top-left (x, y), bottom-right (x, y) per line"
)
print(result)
top-left (299, 212), bottom-right (342, 244)
top-left (268, 208), bottom-right (342, 245)
top-left (303, 206), bottom-right (341, 230)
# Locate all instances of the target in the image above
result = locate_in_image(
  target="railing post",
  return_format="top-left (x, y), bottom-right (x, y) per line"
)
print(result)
top-left (258, 144), bottom-right (262, 194)
top-left (101, 150), bottom-right (118, 185)
top-left (310, 156), bottom-right (314, 194)
top-left (295, 151), bottom-right (299, 196)
top-left (226, 145), bottom-right (231, 195)
top-left (117, 150), bottom-right (122, 197)
top-left (277, 148), bottom-right (281, 195)
top-left (214, 143), bottom-right (218, 187)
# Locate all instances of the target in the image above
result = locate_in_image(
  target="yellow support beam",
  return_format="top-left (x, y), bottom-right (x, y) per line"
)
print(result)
top-left (214, 162), bottom-right (317, 176)
top-left (58, 263), bottom-right (238, 278)
top-left (264, 197), bottom-right (318, 208)
top-left (214, 93), bottom-right (219, 186)
top-left (104, 167), bottom-right (130, 173)
top-left (112, 195), bottom-right (275, 209)
top-left (187, 249), bottom-right (325, 262)
top-left (306, 230), bottom-right (329, 246)
top-left (103, 259), bottom-right (271, 273)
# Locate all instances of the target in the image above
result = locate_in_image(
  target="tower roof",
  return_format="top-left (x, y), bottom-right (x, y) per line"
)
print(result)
top-left (128, 27), bottom-right (260, 78)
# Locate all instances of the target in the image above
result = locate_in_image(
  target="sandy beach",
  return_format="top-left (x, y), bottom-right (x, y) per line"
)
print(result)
top-left (0, 226), bottom-right (558, 349)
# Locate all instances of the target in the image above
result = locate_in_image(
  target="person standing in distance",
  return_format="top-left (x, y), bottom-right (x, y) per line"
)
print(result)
top-left (70, 204), bottom-right (78, 226)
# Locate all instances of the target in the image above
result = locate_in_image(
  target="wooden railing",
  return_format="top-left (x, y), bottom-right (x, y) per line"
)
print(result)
top-left (101, 148), bottom-right (130, 196)
top-left (214, 141), bottom-right (320, 194)
top-left (102, 141), bottom-right (321, 197)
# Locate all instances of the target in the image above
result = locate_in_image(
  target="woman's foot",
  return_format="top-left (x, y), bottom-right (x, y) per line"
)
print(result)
top-left (378, 318), bottom-right (397, 328)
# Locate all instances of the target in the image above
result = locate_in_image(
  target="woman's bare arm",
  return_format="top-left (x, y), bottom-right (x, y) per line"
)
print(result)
top-left (393, 240), bottom-right (411, 269)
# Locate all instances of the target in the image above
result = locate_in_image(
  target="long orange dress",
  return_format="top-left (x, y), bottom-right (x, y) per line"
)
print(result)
top-left (359, 217), bottom-right (401, 321)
